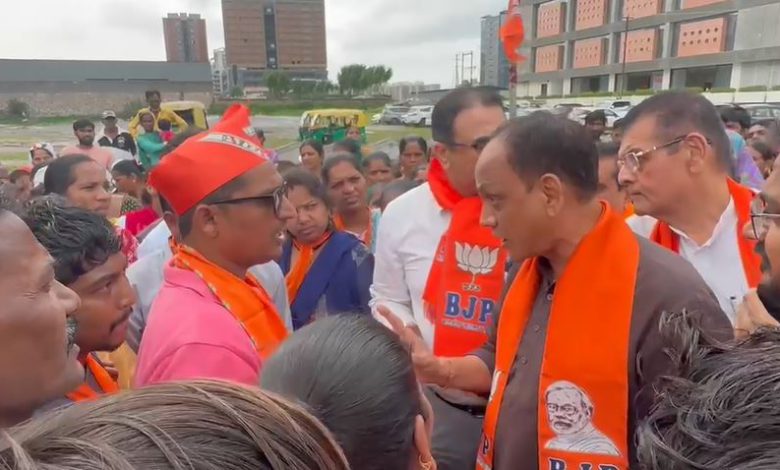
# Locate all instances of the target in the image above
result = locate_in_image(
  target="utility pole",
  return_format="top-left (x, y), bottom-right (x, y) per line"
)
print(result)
top-left (619, 16), bottom-right (630, 98)
top-left (455, 54), bottom-right (460, 87)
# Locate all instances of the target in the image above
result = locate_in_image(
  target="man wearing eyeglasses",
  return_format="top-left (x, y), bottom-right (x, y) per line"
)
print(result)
top-left (619, 91), bottom-right (761, 324)
top-left (371, 87), bottom-right (507, 469)
top-left (134, 104), bottom-right (294, 387)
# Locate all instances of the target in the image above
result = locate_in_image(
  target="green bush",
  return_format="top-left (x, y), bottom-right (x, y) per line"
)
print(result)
top-left (739, 85), bottom-right (768, 92)
top-left (772, 85), bottom-right (780, 91)
top-left (6, 98), bottom-right (29, 118)
top-left (709, 87), bottom-right (736, 93)
top-left (118, 99), bottom-right (145, 120)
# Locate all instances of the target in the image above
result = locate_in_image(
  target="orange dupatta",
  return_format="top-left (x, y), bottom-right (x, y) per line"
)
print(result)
top-left (66, 354), bottom-right (120, 402)
top-left (650, 178), bottom-right (761, 288)
top-left (172, 244), bottom-right (288, 360)
top-left (334, 210), bottom-right (372, 248)
top-left (285, 232), bottom-right (333, 304)
top-left (477, 204), bottom-right (637, 470)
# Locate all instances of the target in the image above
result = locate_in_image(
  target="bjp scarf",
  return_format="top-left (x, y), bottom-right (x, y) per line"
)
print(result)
top-left (285, 231), bottom-right (333, 303)
top-left (66, 354), bottom-right (120, 402)
top-left (172, 244), bottom-right (288, 360)
top-left (334, 210), bottom-right (372, 248)
top-left (477, 204), bottom-right (637, 470)
top-left (650, 178), bottom-right (761, 288)
top-left (422, 159), bottom-right (507, 357)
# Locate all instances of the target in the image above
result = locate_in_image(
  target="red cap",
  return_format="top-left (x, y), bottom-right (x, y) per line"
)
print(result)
top-left (149, 104), bottom-right (269, 215)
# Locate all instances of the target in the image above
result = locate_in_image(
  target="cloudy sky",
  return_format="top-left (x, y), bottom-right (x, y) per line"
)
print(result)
top-left (0, 0), bottom-right (506, 87)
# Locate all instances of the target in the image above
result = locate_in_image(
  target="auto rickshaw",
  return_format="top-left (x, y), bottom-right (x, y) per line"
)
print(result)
top-left (161, 101), bottom-right (209, 130)
top-left (299, 109), bottom-right (369, 144)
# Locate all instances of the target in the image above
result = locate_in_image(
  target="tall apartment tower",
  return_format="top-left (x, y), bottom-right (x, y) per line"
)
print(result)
top-left (221, 0), bottom-right (328, 88)
top-left (480, 12), bottom-right (510, 88)
top-left (163, 13), bottom-right (209, 63)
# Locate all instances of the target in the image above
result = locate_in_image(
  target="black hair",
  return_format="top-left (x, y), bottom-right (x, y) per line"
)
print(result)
top-left (399, 136), bottom-right (429, 155)
top-left (299, 139), bottom-right (325, 158)
top-left (145, 90), bottom-right (161, 101)
top-left (362, 151), bottom-right (392, 170)
top-left (23, 196), bottom-right (121, 286)
top-left (379, 180), bottom-right (419, 208)
top-left (431, 87), bottom-right (503, 144)
top-left (284, 169), bottom-right (330, 209)
top-left (178, 176), bottom-right (246, 239)
top-left (719, 105), bottom-right (751, 131)
top-left (321, 154), bottom-right (362, 186)
top-left (276, 160), bottom-right (298, 175)
top-left (72, 119), bottom-right (95, 132)
top-left (638, 310), bottom-right (780, 469)
top-left (332, 139), bottom-right (362, 158)
top-left (584, 109), bottom-right (607, 125)
top-left (495, 111), bottom-right (599, 200)
top-left (261, 315), bottom-right (422, 470)
top-left (160, 128), bottom-right (203, 160)
top-left (596, 141), bottom-right (621, 160)
top-left (612, 118), bottom-right (625, 131)
top-left (254, 128), bottom-right (265, 139)
top-left (112, 160), bottom-right (145, 179)
top-left (9, 169), bottom-right (29, 184)
top-left (157, 119), bottom-right (172, 131)
top-left (750, 140), bottom-right (777, 162)
top-left (621, 91), bottom-right (732, 170)
top-left (43, 154), bottom-right (94, 196)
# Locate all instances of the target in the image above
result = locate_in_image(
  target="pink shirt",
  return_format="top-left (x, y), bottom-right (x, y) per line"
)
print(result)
top-left (134, 265), bottom-right (261, 387)
top-left (60, 145), bottom-right (114, 170)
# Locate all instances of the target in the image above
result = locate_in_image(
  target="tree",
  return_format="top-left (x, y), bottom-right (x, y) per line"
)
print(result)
top-left (265, 71), bottom-right (291, 98)
top-left (337, 64), bottom-right (393, 96)
top-left (229, 86), bottom-right (244, 98)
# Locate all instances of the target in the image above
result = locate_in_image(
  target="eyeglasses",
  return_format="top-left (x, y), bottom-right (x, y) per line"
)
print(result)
top-left (751, 211), bottom-right (780, 240)
top-left (211, 182), bottom-right (288, 216)
top-left (617, 135), bottom-right (688, 173)
top-left (446, 136), bottom-right (492, 153)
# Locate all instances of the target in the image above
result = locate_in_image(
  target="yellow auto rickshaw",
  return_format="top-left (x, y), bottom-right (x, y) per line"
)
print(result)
top-left (162, 101), bottom-right (209, 130)
top-left (299, 109), bottom-right (369, 145)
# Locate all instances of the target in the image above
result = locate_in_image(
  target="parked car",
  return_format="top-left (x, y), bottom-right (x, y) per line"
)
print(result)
top-left (379, 105), bottom-right (411, 125)
top-left (573, 107), bottom-right (624, 128)
top-left (402, 106), bottom-right (433, 127)
top-left (738, 103), bottom-right (780, 120)
top-left (596, 100), bottom-right (632, 111)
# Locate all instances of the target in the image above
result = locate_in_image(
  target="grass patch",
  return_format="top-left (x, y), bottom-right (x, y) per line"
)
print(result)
top-left (366, 126), bottom-right (432, 145)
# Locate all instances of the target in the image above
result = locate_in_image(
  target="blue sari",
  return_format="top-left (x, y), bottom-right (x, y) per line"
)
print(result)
top-left (279, 231), bottom-right (374, 330)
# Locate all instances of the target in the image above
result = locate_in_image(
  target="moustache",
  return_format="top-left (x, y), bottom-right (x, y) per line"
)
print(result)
top-left (66, 316), bottom-right (78, 352)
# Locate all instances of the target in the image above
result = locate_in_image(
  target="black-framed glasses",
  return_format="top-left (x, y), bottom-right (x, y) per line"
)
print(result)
top-left (211, 182), bottom-right (288, 216)
top-left (617, 135), bottom-right (687, 173)
top-left (446, 136), bottom-right (492, 153)
top-left (751, 212), bottom-right (780, 240)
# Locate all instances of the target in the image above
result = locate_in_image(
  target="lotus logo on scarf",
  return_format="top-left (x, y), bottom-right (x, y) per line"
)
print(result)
top-left (456, 243), bottom-right (500, 292)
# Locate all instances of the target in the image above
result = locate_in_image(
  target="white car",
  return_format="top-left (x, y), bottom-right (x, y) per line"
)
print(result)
top-left (573, 107), bottom-right (625, 128)
top-left (402, 106), bottom-right (433, 127)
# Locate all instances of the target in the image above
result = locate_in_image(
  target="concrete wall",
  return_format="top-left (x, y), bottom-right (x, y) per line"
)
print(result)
top-left (734, 3), bottom-right (780, 50)
top-left (0, 88), bottom-right (213, 117)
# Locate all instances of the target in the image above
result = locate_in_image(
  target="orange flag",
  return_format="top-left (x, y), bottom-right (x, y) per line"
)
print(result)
top-left (501, 0), bottom-right (526, 63)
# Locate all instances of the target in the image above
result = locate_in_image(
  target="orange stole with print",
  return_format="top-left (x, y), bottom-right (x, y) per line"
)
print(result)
top-left (66, 354), bottom-right (120, 402)
top-left (650, 179), bottom-right (761, 288)
top-left (172, 244), bottom-right (288, 360)
top-left (477, 204), bottom-right (637, 470)
top-left (423, 159), bottom-right (506, 357)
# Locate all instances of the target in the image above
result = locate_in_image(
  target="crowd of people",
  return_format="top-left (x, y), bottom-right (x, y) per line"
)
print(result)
top-left (0, 86), bottom-right (779, 470)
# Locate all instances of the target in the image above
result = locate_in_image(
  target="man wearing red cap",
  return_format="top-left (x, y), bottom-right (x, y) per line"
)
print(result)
top-left (135, 104), bottom-right (294, 386)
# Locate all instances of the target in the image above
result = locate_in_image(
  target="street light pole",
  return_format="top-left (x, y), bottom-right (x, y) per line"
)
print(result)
top-left (619, 15), bottom-right (630, 98)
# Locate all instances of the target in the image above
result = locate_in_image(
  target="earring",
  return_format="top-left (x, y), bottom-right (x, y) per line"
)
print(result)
top-left (419, 455), bottom-right (435, 470)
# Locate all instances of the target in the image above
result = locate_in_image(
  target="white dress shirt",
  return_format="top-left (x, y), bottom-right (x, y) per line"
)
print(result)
top-left (370, 183), bottom-right (450, 347)
top-left (627, 199), bottom-right (748, 323)
top-left (127, 224), bottom-right (293, 352)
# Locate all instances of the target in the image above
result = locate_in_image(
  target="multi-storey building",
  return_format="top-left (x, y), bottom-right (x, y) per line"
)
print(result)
top-left (211, 48), bottom-right (230, 96)
top-left (221, 0), bottom-right (328, 88)
top-left (163, 13), bottom-right (209, 63)
top-left (515, 0), bottom-right (780, 96)
top-left (481, 12), bottom-right (511, 89)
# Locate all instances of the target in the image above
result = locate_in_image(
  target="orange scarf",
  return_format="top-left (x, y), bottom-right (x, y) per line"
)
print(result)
top-left (477, 204), bottom-right (637, 470)
top-left (285, 231), bottom-right (333, 303)
top-left (650, 179), bottom-right (761, 288)
top-left (66, 354), bottom-right (120, 402)
top-left (422, 159), bottom-right (507, 357)
top-left (334, 210), bottom-right (372, 248)
top-left (172, 244), bottom-right (288, 360)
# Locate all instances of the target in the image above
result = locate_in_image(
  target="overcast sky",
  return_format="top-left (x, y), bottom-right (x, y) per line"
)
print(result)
top-left (0, 0), bottom-right (506, 87)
